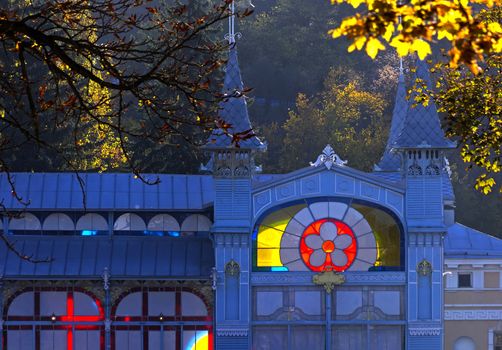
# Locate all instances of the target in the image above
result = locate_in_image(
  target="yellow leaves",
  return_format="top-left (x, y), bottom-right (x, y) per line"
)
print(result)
top-left (328, 0), bottom-right (502, 72)
top-left (348, 37), bottom-right (366, 52)
top-left (475, 174), bottom-right (496, 194)
top-left (383, 23), bottom-right (394, 42)
top-left (459, 0), bottom-right (469, 8)
top-left (330, 0), bottom-right (365, 6)
top-left (346, 0), bottom-right (366, 8)
top-left (0, 108), bottom-right (4, 118)
top-left (366, 37), bottom-right (385, 58)
top-left (437, 29), bottom-right (454, 40)
top-left (488, 21), bottom-right (502, 34)
top-left (384, 31), bottom-right (431, 59)
top-left (411, 39), bottom-right (432, 59)
top-left (390, 37), bottom-right (410, 56)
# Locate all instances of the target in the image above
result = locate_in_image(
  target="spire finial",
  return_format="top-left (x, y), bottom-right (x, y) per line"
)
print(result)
top-left (227, 0), bottom-right (236, 44)
top-left (224, 1), bottom-right (254, 44)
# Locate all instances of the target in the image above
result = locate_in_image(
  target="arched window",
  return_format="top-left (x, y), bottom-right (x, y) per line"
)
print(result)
top-left (112, 288), bottom-right (212, 350)
top-left (253, 199), bottom-right (403, 272)
top-left (454, 337), bottom-right (476, 350)
top-left (43, 213), bottom-right (75, 235)
top-left (181, 215), bottom-right (212, 236)
top-left (147, 214), bottom-right (180, 237)
top-left (9, 213), bottom-right (41, 235)
top-left (4, 288), bottom-right (104, 350)
top-left (76, 213), bottom-right (108, 236)
top-left (113, 213), bottom-right (146, 235)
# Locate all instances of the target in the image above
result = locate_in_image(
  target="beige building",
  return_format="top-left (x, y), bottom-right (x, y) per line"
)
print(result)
top-left (444, 223), bottom-right (502, 350)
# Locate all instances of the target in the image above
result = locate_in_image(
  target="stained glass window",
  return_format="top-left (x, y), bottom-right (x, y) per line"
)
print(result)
top-left (112, 288), bottom-right (212, 350)
top-left (253, 200), bottom-right (402, 272)
top-left (5, 288), bottom-right (104, 350)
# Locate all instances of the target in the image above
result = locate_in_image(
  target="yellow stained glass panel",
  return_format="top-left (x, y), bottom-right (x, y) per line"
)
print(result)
top-left (256, 204), bottom-right (305, 267)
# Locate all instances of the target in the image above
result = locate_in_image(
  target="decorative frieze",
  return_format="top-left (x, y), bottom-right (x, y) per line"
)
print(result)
top-left (445, 310), bottom-right (502, 320)
top-left (409, 327), bottom-right (442, 336)
top-left (213, 150), bottom-right (253, 179)
top-left (251, 272), bottom-right (406, 285)
top-left (214, 233), bottom-right (249, 247)
top-left (216, 327), bottom-right (249, 337)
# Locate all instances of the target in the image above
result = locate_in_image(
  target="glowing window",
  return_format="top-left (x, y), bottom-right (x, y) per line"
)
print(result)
top-left (5, 288), bottom-right (104, 350)
top-left (253, 200), bottom-right (402, 272)
top-left (112, 288), bottom-right (212, 350)
top-left (81, 230), bottom-right (97, 236)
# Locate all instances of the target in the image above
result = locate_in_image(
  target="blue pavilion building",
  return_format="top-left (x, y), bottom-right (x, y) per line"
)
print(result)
top-left (0, 41), bottom-right (501, 350)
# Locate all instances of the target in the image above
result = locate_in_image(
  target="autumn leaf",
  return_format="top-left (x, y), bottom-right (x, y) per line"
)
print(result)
top-left (411, 39), bottom-right (432, 59)
top-left (365, 37), bottom-right (385, 59)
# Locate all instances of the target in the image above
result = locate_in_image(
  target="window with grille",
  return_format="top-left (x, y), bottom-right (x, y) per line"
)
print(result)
top-left (4, 288), bottom-right (104, 350)
top-left (458, 273), bottom-right (472, 288)
top-left (112, 287), bottom-right (212, 350)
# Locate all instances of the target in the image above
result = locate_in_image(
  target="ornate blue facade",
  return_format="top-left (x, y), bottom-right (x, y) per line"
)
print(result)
top-left (0, 45), bottom-right (499, 350)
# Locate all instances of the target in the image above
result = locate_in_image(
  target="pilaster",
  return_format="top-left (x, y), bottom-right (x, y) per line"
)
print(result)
top-left (102, 267), bottom-right (111, 350)
top-left (407, 231), bottom-right (444, 349)
top-left (213, 233), bottom-right (250, 350)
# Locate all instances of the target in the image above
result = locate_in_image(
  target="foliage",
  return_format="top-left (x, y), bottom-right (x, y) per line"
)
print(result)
top-left (239, 0), bottom-right (358, 109)
top-left (432, 53), bottom-right (501, 193)
top-left (448, 152), bottom-right (502, 236)
top-left (260, 68), bottom-right (388, 172)
top-left (0, 0), bottom-right (233, 181)
top-left (329, 0), bottom-right (501, 73)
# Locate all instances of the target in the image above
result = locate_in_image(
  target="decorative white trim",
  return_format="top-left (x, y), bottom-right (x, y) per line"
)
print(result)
top-left (488, 328), bottom-right (494, 350)
top-left (445, 259), bottom-right (502, 266)
top-left (216, 328), bottom-right (248, 337)
top-left (445, 310), bottom-right (502, 320)
top-left (445, 304), bottom-right (502, 307)
top-left (102, 267), bottom-right (110, 291)
top-left (409, 328), bottom-right (441, 336)
top-left (310, 144), bottom-right (347, 169)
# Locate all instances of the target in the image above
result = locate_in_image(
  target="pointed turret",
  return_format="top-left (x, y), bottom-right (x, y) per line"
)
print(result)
top-left (205, 46), bottom-right (264, 150)
top-left (375, 63), bottom-right (407, 171)
top-left (391, 58), bottom-right (456, 226)
top-left (392, 59), bottom-right (455, 150)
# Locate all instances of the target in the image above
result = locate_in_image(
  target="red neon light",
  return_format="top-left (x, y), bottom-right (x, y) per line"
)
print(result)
top-left (51, 293), bottom-right (104, 350)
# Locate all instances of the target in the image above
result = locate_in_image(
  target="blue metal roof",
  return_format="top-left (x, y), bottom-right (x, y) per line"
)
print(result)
top-left (392, 59), bottom-right (456, 149)
top-left (445, 223), bottom-right (502, 258)
top-left (0, 173), bottom-right (214, 210)
top-left (375, 71), bottom-right (407, 171)
top-left (205, 46), bottom-right (264, 150)
top-left (0, 236), bottom-right (214, 279)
